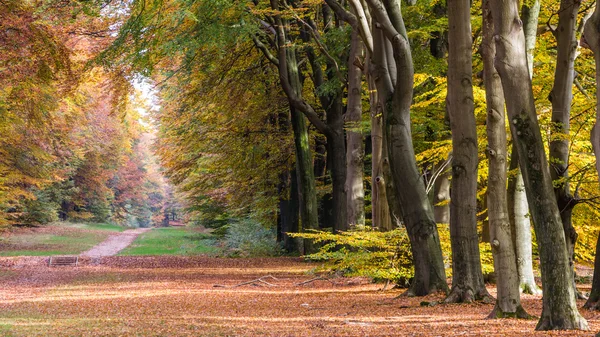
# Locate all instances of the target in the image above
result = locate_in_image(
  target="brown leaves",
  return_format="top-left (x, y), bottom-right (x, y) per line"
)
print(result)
top-left (0, 256), bottom-right (597, 336)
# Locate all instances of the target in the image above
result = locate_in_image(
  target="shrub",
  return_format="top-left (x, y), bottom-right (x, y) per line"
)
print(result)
top-left (291, 226), bottom-right (414, 285)
top-left (221, 218), bottom-right (282, 257)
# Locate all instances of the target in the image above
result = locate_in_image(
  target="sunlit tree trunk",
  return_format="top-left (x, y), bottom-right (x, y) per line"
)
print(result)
top-left (491, 0), bottom-right (587, 329)
top-left (445, 0), bottom-right (490, 303)
top-left (345, 30), bottom-right (365, 228)
top-left (482, 0), bottom-right (527, 317)
top-left (507, 0), bottom-right (542, 296)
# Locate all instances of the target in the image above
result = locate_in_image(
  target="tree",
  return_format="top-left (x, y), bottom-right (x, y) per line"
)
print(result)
top-left (444, 0), bottom-right (489, 303)
top-left (481, 0), bottom-right (527, 317)
top-left (491, 0), bottom-right (587, 329)
top-left (345, 30), bottom-right (366, 227)
top-left (364, 0), bottom-right (448, 296)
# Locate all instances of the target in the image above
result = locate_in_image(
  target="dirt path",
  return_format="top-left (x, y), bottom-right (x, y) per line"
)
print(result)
top-left (80, 228), bottom-right (151, 257)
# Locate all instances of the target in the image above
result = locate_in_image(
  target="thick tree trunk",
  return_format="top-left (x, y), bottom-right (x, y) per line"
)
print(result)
top-left (290, 106), bottom-right (320, 254)
top-left (445, 0), bottom-right (490, 303)
top-left (345, 30), bottom-right (365, 227)
top-left (491, 0), bottom-right (587, 329)
top-left (583, 0), bottom-right (600, 311)
top-left (328, 124), bottom-right (348, 232)
top-left (549, 0), bottom-right (580, 298)
top-left (482, 0), bottom-right (527, 317)
top-left (367, 0), bottom-right (448, 296)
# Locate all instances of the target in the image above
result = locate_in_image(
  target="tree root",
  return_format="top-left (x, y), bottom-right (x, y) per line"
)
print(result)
top-left (486, 305), bottom-right (534, 320)
top-left (444, 285), bottom-right (494, 304)
top-left (520, 282), bottom-right (542, 296)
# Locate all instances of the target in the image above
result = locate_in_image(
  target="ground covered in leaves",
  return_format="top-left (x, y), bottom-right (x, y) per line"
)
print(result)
top-left (0, 256), bottom-right (599, 336)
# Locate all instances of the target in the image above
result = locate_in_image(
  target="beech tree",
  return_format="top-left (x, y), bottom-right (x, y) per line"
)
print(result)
top-left (491, 0), bottom-right (587, 329)
top-left (481, 0), bottom-right (527, 317)
top-left (445, 0), bottom-right (489, 303)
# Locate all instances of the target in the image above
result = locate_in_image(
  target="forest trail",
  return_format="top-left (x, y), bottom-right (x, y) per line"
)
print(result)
top-left (80, 228), bottom-right (151, 257)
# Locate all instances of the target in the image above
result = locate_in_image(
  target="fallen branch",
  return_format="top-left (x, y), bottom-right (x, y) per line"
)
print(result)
top-left (295, 276), bottom-right (334, 286)
top-left (214, 275), bottom-right (280, 288)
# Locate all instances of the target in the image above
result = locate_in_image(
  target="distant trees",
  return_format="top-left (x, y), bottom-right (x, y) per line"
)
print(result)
top-left (0, 1), bottom-right (167, 228)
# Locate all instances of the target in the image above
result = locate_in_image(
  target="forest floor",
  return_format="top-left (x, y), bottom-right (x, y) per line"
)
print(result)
top-left (1, 256), bottom-right (599, 336)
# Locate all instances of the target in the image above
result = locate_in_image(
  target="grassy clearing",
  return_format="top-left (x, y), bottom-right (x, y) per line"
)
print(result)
top-left (0, 222), bottom-right (127, 257)
top-left (119, 227), bottom-right (217, 256)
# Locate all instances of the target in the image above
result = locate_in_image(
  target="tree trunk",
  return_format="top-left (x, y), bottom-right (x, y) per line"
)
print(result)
top-left (368, 59), bottom-right (392, 231)
top-left (491, 0), bottom-right (587, 329)
top-left (433, 159), bottom-right (450, 224)
top-left (278, 169), bottom-right (300, 253)
top-left (548, 0), bottom-right (580, 298)
top-left (505, 1), bottom-right (541, 295)
top-left (583, 0), bottom-right (600, 311)
top-left (509, 159), bottom-right (542, 294)
top-left (482, 0), bottom-right (528, 317)
top-left (290, 106), bottom-right (320, 254)
top-left (445, 0), bottom-right (490, 303)
top-left (585, 233), bottom-right (600, 309)
top-left (367, 0), bottom-right (448, 296)
top-left (346, 30), bottom-right (366, 227)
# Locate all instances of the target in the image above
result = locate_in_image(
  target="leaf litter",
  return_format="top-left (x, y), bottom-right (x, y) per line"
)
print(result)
top-left (0, 256), bottom-right (599, 336)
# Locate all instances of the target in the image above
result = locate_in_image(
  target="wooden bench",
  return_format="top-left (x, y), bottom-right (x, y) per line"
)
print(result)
top-left (48, 256), bottom-right (79, 267)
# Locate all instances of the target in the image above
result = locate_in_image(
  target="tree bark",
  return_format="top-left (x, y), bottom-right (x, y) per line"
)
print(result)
top-left (504, 0), bottom-right (542, 295)
top-left (445, 0), bottom-right (490, 303)
top-left (278, 169), bottom-right (300, 253)
top-left (433, 158), bottom-right (450, 224)
top-left (482, 0), bottom-right (528, 317)
top-left (368, 58), bottom-right (393, 231)
top-left (509, 160), bottom-right (541, 294)
top-left (583, 0), bottom-right (600, 311)
top-left (491, 0), bottom-right (587, 329)
top-left (548, 0), bottom-right (580, 298)
top-left (346, 30), bottom-right (366, 227)
top-left (367, 0), bottom-right (448, 296)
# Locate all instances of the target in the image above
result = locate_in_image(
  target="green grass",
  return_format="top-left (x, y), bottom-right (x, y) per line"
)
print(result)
top-left (61, 222), bottom-right (131, 232)
top-left (0, 222), bottom-right (127, 256)
top-left (119, 227), bottom-right (217, 256)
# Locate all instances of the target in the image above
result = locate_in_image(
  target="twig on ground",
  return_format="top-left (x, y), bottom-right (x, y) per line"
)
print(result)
top-left (214, 275), bottom-right (280, 288)
top-left (295, 276), bottom-right (334, 286)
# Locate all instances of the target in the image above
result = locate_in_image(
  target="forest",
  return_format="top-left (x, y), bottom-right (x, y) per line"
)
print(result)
top-left (4, 0), bottom-right (600, 334)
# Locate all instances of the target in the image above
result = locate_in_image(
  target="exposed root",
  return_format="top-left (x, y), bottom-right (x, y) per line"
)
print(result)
top-left (520, 282), bottom-right (542, 295)
top-left (486, 305), bottom-right (534, 320)
top-left (535, 313), bottom-right (588, 331)
top-left (584, 298), bottom-right (600, 310)
top-left (444, 285), bottom-right (494, 304)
